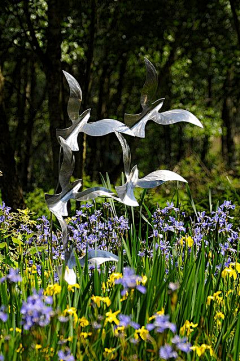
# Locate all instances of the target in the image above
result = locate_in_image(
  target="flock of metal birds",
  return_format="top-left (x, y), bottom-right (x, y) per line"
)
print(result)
top-left (45, 58), bottom-right (203, 281)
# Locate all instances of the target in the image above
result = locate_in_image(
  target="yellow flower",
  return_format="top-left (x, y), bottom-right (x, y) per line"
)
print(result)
top-left (230, 262), bottom-right (240, 273)
top-left (135, 326), bottom-right (149, 341)
top-left (45, 283), bottom-right (61, 296)
top-left (63, 307), bottom-right (78, 323)
top-left (79, 317), bottom-right (89, 327)
top-left (10, 327), bottom-right (22, 333)
top-left (80, 332), bottom-right (92, 339)
top-left (68, 284), bottom-right (80, 292)
top-left (149, 308), bottom-right (164, 321)
top-left (107, 272), bottom-right (122, 287)
top-left (191, 344), bottom-right (214, 357)
top-left (114, 326), bottom-right (125, 336)
top-left (105, 310), bottom-right (120, 325)
top-left (35, 344), bottom-right (42, 350)
top-left (180, 320), bottom-right (198, 336)
top-left (215, 312), bottom-right (224, 320)
top-left (142, 275), bottom-right (148, 285)
top-left (222, 267), bottom-right (237, 280)
top-left (91, 295), bottom-right (111, 308)
top-left (207, 291), bottom-right (223, 305)
top-left (180, 236), bottom-right (194, 247)
top-left (102, 282), bottom-right (106, 293)
top-left (17, 344), bottom-right (24, 353)
top-left (103, 348), bottom-right (117, 359)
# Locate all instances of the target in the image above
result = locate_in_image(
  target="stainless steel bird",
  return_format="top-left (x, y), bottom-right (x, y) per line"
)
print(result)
top-left (59, 71), bottom-right (134, 151)
top-left (63, 246), bottom-right (119, 271)
top-left (124, 58), bottom-right (203, 138)
top-left (45, 136), bottom-right (82, 218)
top-left (115, 131), bottom-right (187, 206)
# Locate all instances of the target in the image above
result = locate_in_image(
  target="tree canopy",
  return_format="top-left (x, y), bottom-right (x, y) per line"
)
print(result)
top-left (0, 0), bottom-right (239, 209)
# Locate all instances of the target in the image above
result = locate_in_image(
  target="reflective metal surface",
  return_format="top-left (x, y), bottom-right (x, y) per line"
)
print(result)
top-left (115, 132), bottom-right (187, 207)
top-left (63, 70), bottom-right (82, 122)
top-left (124, 58), bottom-right (203, 137)
top-left (45, 136), bottom-right (82, 219)
top-left (64, 247), bottom-right (119, 268)
top-left (56, 109), bottom-right (91, 151)
top-left (61, 71), bottom-right (134, 152)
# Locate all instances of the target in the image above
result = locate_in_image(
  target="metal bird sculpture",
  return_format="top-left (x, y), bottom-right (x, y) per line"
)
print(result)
top-left (124, 58), bottom-right (203, 138)
top-left (59, 70), bottom-right (134, 151)
top-left (45, 136), bottom-right (82, 219)
top-left (59, 247), bottom-right (119, 284)
top-left (63, 70), bottom-right (82, 122)
top-left (65, 247), bottom-right (119, 268)
top-left (115, 131), bottom-right (187, 206)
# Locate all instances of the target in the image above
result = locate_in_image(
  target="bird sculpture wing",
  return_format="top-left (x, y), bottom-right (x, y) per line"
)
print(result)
top-left (115, 131), bottom-right (131, 176)
top-left (136, 170), bottom-right (187, 189)
top-left (63, 70), bottom-right (82, 122)
top-left (82, 119), bottom-right (134, 137)
top-left (74, 187), bottom-right (115, 201)
top-left (56, 214), bottom-right (68, 250)
top-left (58, 136), bottom-right (75, 189)
top-left (140, 58), bottom-right (158, 109)
top-left (153, 109), bottom-right (203, 128)
top-left (45, 136), bottom-right (82, 218)
top-left (124, 58), bottom-right (158, 126)
top-left (56, 109), bottom-right (91, 151)
top-left (79, 250), bottom-right (119, 267)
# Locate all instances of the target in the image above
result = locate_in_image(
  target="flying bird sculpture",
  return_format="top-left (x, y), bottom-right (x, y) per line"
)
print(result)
top-left (124, 58), bottom-right (203, 138)
top-left (59, 70), bottom-right (134, 151)
top-left (115, 131), bottom-right (187, 206)
top-left (45, 136), bottom-right (118, 248)
top-left (45, 136), bottom-right (82, 219)
top-left (59, 247), bottom-right (119, 284)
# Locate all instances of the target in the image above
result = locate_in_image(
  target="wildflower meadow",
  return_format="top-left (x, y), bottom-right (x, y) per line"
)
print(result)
top-left (0, 198), bottom-right (239, 360)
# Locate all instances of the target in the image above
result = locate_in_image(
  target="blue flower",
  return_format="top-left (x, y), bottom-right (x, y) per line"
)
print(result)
top-left (0, 268), bottom-right (22, 283)
top-left (171, 335), bottom-right (191, 353)
top-left (115, 267), bottom-right (146, 296)
top-left (159, 345), bottom-right (178, 359)
top-left (58, 349), bottom-right (75, 361)
top-left (0, 306), bottom-right (8, 322)
top-left (21, 289), bottom-right (53, 330)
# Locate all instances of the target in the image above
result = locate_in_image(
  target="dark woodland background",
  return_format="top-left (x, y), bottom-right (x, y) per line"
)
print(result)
top-left (0, 0), bottom-right (240, 211)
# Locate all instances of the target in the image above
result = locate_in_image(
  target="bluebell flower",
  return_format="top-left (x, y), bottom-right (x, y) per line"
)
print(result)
top-left (171, 335), bottom-right (191, 353)
top-left (159, 344), bottom-right (178, 359)
top-left (21, 289), bottom-right (53, 330)
top-left (0, 306), bottom-right (8, 322)
top-left (115, 267), bottom-right (146, 296)
top-left (147, 314), bottom-right (176, 333)
top-left (58, 349), bottom-right (75, 361)
top-left (0, 268), bottom-right (22, 283)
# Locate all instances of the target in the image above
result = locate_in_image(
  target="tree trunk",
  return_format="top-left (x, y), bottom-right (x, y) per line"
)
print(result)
top-left (0, 70), bottom-right (25, 210)
top-left (45, 0), bottom-right (65, 187)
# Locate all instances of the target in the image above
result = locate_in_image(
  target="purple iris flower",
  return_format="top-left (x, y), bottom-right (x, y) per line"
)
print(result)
top-left (58, 349), bottom-right (75, 361)
top-left (115, 267), bottom-right (146, 296)
top-left (21, 289), bottom-right (53, 330)
top-left (0, 268), bottom-right (22, 283)
top-left (159, 345), bottom-right (178, 359)
top-left (0, 306), bottom-right (8, 322)
top-left (171, 335), bottom-right (191, 353)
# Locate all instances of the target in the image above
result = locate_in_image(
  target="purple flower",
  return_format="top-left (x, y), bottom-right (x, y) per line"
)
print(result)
top-left (0, 354), bottom-right (4, 361)
top-left (21, 289), bottom-right (53, 330)
top-left (0, 268), bottom-right (22, 283)
top-left (115, 267), bottom-right (146, 296)
top-left (58, 349), bottom-right (75, 361)
top-left (147, 315), bottom-right (176, 333)
top-left (171, 335), bottom-right (191, 353)
top-left (118, 314), bottom-right (140, 329)
top-left (159, 345), bottom-right (178, 359)
top-left (0, 306), bottom-right (8, 322)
